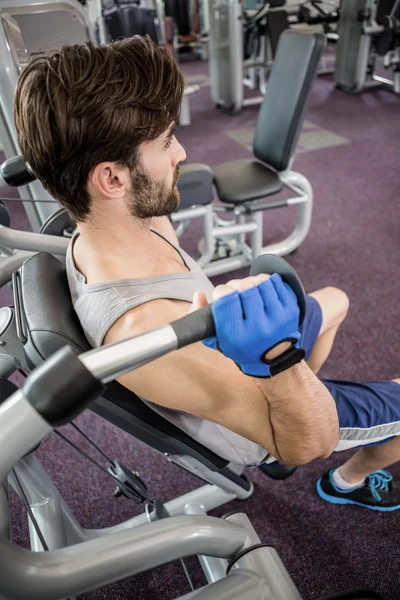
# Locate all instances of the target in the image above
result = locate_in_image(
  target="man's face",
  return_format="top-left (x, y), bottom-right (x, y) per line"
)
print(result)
top-left (128, 123), bottom-right (187, 220)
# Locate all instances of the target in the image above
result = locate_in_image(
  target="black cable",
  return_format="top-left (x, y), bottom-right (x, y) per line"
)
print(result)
top-left (70, 422), bottom-right (114, 463)
top-left (54, 430), bottom-right (120, 483)
top-left (54, 429), bottom-right (151, 502)
top-left (180, 558), bottom-right (195, 591)
top-left (11, 468), bottom-right (49, 551)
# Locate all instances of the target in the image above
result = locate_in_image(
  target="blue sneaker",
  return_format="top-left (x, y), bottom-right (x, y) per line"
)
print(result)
top-left (316, 469), bottom-right (400, 511)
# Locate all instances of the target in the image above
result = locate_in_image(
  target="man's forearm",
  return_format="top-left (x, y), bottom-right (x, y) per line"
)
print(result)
top-left (255, 362), bottom-right (339, 465)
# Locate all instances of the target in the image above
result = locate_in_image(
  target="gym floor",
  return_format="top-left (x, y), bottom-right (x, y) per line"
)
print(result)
top-left (1, 60), bottom-right (400, 599)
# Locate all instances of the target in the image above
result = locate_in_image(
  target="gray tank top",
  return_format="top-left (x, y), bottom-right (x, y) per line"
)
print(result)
top-left (66, 230), bottom-right (268, 466)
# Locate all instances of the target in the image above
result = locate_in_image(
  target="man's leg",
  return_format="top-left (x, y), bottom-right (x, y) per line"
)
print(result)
top-left (317, 379), bottom-right (400, 510)
top-left (307, 287), bottom-right (349, 375)
top-left (337, 378), bottom-right (400, 483)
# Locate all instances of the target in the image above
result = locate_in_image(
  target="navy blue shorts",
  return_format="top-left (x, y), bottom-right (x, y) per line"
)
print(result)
top-left (300, 296), bottom-right (400, 451)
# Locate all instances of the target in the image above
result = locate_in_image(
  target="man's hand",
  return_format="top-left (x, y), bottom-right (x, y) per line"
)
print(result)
top-left (191, 275), bottom-right (292, 359)
top-left (193, 274), bottom-right (302, 377)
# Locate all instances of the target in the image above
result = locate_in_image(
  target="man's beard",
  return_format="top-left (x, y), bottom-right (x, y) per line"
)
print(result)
top-left (128, 164), bottom-right (181, 219)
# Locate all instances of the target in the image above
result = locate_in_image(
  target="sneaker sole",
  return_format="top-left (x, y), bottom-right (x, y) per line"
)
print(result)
top-left (316, 478), bottom-right (400, 512)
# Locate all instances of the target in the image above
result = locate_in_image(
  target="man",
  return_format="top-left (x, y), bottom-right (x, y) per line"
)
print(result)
top-left (14, 36), bottom-right (400, 510)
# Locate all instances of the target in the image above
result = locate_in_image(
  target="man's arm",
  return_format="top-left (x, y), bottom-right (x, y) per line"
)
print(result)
top-left (104, 296), bottom-right (339, 466)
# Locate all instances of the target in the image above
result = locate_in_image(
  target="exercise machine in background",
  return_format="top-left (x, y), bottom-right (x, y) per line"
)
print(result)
top-left (207, 0), bottom-right (340, 114)
top-left (98, 0), bottom-right (204, 122)
top-left (334, 0), bottom-right (400, 94)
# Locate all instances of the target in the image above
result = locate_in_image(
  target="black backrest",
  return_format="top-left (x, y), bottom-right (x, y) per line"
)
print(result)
top-left (253, 31), bottom-right (324, 172)
top-left (266, 10), bottom-right (290, 58)
top-left (14, 253), bottom-right (228, 470)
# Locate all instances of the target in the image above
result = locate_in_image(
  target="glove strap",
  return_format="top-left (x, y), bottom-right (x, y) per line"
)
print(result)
top-left (263, 343), bottom-right (305, 377)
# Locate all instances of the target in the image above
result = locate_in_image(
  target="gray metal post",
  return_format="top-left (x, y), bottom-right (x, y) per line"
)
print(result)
top-left (177, 571), bottom-right (270, 600)
top-left (0, 485), bottom-right (10, 541)
top-left (0, 14), bottom-right (59, 231)
top-left (0, 307), bottom-right (29, 374)
top-left (225, 513), bottom-right (303, 600)
top-left (9, 456), bottom-right (70, 552)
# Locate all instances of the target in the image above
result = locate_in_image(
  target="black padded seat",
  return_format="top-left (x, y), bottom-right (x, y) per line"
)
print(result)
top-left (212, 160), bottom-right (283, 205)
top-left (13, 252), bottom-right (229, 472)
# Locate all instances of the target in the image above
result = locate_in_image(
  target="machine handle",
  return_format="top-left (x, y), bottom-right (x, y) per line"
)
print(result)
top-left (0, 156), bottom-right (36, 188)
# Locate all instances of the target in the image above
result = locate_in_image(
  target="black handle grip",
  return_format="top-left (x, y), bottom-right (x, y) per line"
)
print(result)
top-left (171, 304), bottom-right (215, 349)
top-left (1, 156), bottom-right (36, 187)
top-left (171, 254), bottom-right (307, 349)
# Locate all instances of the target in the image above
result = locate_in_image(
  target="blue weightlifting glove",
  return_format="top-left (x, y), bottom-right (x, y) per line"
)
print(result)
top-left (203, 274), bottom-right (305, 377)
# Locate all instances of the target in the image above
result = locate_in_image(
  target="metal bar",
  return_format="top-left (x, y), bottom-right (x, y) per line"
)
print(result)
top-left (0, 250), bottom-right (37, 288)
top-left (242, 97), bottom-right (264, 107)
top-left (226, 513), bottom-right (302, 599)
top-left (0, 226), bottom-right (69, 253)
top-left (372, 75), bottom-right (395, 88)
top-left (250, 211), bottom-right (263, 258)
top-left (0, 14), bottom-right (60, 230)
top-left (0, 0), bottom-right (92, 23)
top-left (212, 222), bottom-right (257, 238)
top-left (197, 204), bottom-right (215, 268)
top-left (203, 255), bottom-right (250, 278)
top-left (0, 485), bottom-right (10, 541)
top-left (80, 325), bottom-right (178, 383)
top-left (83, 484), bottom-right (240, 538)
top-left (9, 456), bottom-right (72, 551)
top-left (95, 0), bottom-right (107, 44)
top-left (184, 503), bottom-right (229, 584)
top-left (0, 390), bottom-right (51, 482)
top-left (177, 571), bottom-right (269, 600)
top-left (167, 456), bottom-right (252, 499)
top-left (0, 516), bottom-right (247, 600)
top-left (171, 205), bottom-right (208, 221)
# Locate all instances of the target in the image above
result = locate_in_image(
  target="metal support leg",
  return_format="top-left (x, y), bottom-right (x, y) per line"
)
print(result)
top-left (8, 454), bottom-right (82, 550)
top-left (197, 204), bottom-right (216, 269)
top-left (225, 513), bottom-right (302, 600)
top-left (260, 170), bottom-right (313, 256)
top-left (177, 571), bottom-right (270, 600)
top-left (0, 484), bottom-right (10, 541)
top-left (250, 210), bottom-right (263, 258)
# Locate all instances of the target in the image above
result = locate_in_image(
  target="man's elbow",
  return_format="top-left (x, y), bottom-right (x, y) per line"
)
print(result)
top-left (278, 431), bottom-right (340, 467)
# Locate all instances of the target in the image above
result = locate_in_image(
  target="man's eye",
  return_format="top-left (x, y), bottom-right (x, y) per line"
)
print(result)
top-left (164, 137), bottom-right (173, 148)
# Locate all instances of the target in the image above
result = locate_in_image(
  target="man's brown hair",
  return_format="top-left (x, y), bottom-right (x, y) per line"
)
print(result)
top-left (14, 36), bottom-right (185, 222)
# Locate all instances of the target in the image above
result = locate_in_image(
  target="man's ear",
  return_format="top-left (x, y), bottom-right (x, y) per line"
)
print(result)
top-left (89, 163), bottom-right (129, 199)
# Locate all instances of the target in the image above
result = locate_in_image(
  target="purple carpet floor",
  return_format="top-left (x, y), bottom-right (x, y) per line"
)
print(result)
top-left (1, 61), bottom-right (400, 600)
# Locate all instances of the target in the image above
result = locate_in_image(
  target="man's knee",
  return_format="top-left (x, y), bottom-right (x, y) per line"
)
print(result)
top-left (392, 379), bottom-right (400, 386)
top-left (309, 286), bottom-right (349, 334)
